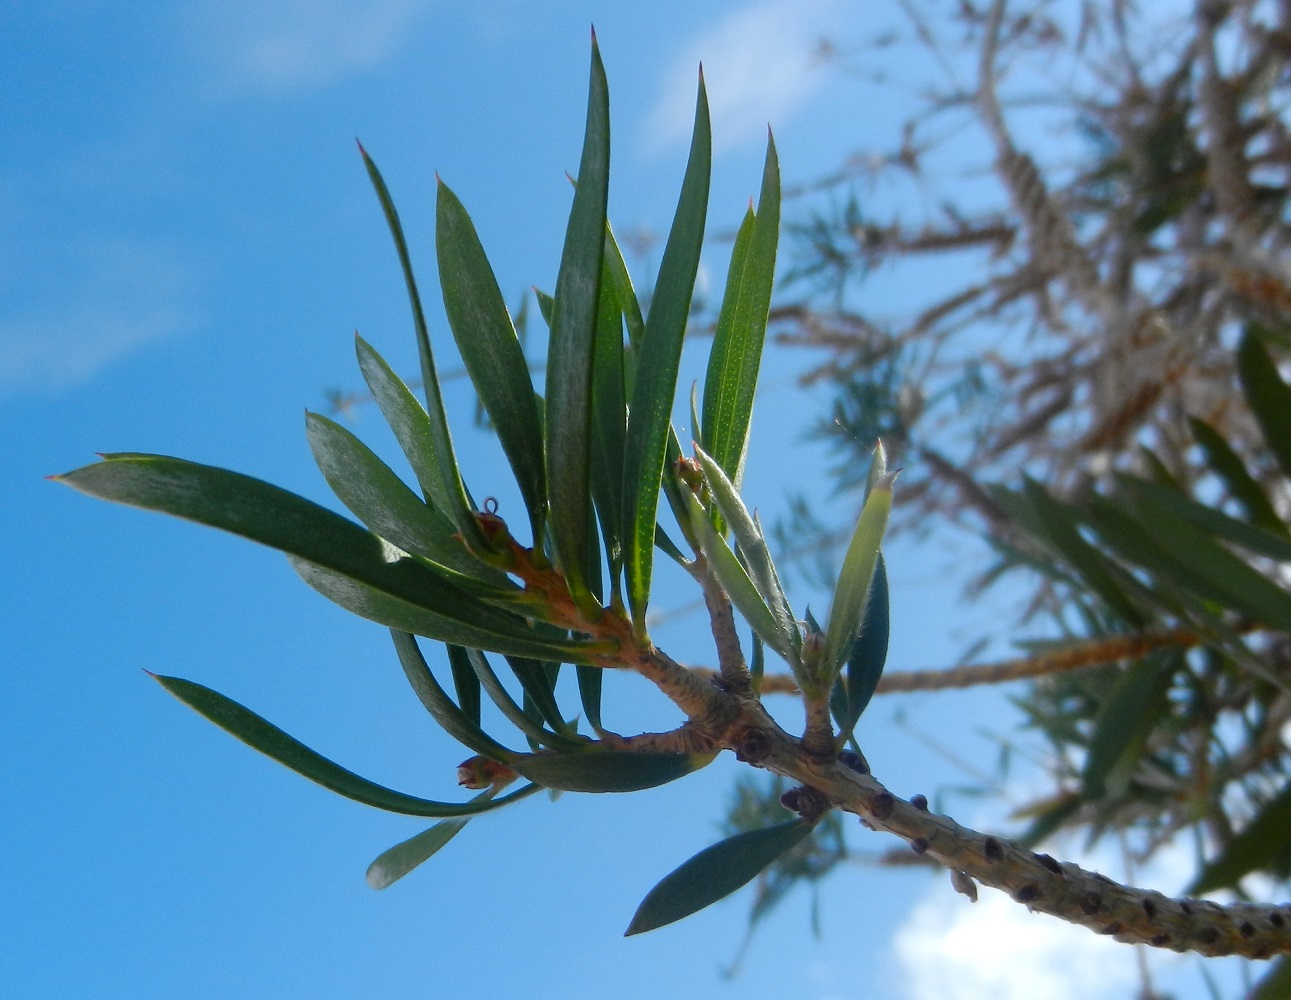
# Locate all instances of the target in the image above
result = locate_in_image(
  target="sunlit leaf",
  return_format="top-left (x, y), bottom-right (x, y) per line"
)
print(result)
top-left (625, 819), bottom-right (811, 935)
top-left (623, 70), bottom-right (710, 632)
top-left (832, 554), bottom-right (889, 744)
top-left (512, 748), bottom-right (715, 793)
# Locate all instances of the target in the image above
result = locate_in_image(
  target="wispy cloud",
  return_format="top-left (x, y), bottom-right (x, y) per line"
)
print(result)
top-left (201, 0), bottom-right (434, 91)
top-left (0, 237), bottom-right (193, 397)
top-left (642, 0), bottom-right (845, 155)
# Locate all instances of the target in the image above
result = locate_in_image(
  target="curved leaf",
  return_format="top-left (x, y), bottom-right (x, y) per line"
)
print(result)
top-left (358, 146), bottom-right (489, 554)
top-left (622, 70), bottom-right (711, 631)
top-left (391, 632), bottom-right (516, 760)
top-left (625, 819), bottom-right (811, 935)
top-left (545, 36), bottom-right (610, 612)
top-left (152, 672), bottom-right (532, 817)
top-left (1188, 416), bottom-right (1288, 537)
top-left (832, 554), bottom-right (889, 744)
top-left (512, 748), bottom-right (714, 793)
top-left (467, 648), bottom-right (587, 752)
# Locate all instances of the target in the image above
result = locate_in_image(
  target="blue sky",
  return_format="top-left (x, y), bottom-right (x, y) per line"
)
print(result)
top-left (3, 2), bottom-right (1256, 998)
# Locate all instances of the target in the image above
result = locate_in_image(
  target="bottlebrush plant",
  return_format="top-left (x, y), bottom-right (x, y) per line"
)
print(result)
top-left (55, 36), bottom-right (1291, 957)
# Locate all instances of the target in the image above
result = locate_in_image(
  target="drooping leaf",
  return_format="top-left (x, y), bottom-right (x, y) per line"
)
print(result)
top-left (367, 817), bottom-right (471, 890)
top-left (152, 672), bottom-right (533, 817)
top-left (1191, 780), bottom-right (1291, 893)
top-left (622, 70), bottom-right (711, 632)
top-left (467, 649), bottom-right (587, 752)
top-left (576, 664), bottom-right (604, 735)
top-left (701, 132), bottom-right (779, 486)
top-left (545, 36), bottom-right (611, 613)
top-left (435, 180), bottom-right (546, 539)
top-left (504, 656), bottom-right (574, 736)
top-left (1237, 327), bottom-right (1291, 481)
top-left (392, 633), bottom-right (516, 760)
top-left (358, 146), bottom-right (489, 554)
top-left (512, 748), bottom-right (715, 793)
top-left (820, 473), bottom-right (894, 689)
top-left (305, 411), bottom-right (513, 589)
top-left (625, 819), bottom-right (811, 935)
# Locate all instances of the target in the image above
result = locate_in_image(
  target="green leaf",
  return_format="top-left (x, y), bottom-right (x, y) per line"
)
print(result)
top-left (622, 70), bottom-right (711, 632)
top-left (1237, 327), bottom-right (1291, 481)
top-left (392, 633), bottom-right (516, 760)
top-left (1188, 416), bottom-right (1289, 538)
top-left (467, 649), bottom-right (587, 752)
top-left (358, 146), bottom-right (489, 554)
top-left (435, 180), bottom-right (546, 540)
top-left (305, 411), bottom-right (512, 590)
top-left (366, 782), bottom-right (542, 889)
top-left (682, 485), bottom-right (798, 669)
top-left (701, 132), bottom-right (779, 486)
top-left (589, 258), bottom-right (628, 589)
top-left (1119, 474), bottom-right (1291, 563)
top-left (504, 656), bottom-right (573, 736)
top-left (820, 473), bottom-right (894, 689)
top-left (692, 445), bottom-right (798, 655)
top-left (625, 819), bottom-right (811, 935)
top-left (512, 748), bottom-right (714, 793)
top-left (1080, 654), bottom-right (1176, 800)
top-left (1251, 957), bottom-right (1291, 1000)
top-left (291, 556), bottom-right (608, 663)
top-left (832, 554), bottom-right (889, 744)
top-left (1191, 780), bottom-right (1291, 893)
top-left (576, 664), bottom-right (604, 734)
top-left (367, 817), bottom-right (471, 889)
top-left (1018, 480), bottom-right (1148, 627)
top-left (545, 37), bottom-right (611, 613)
top-left (152, 672), bottom-right (533, 817)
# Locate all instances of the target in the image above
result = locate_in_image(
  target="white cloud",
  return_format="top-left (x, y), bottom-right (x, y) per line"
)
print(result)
top-left (893, 880), bottom-right (1138, 1000)
top-left (204, 0), bottom-right (434, 91)
top-left (642, 0), bottom-right (845, 155)
top-left (0, 237), bottom-right (192, 396)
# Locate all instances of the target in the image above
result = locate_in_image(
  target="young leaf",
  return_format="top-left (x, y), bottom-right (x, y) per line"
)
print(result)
top-left (435, 180), bottom-right (547, 539)
top-left (622, 70), bottom-right (711, 632)
top-left (1237, 327), bottom-right (1291, 481)
top-left (545, 36), bottom-right (611, 613)
top-left (820, 473), bottom-right (894, 688)
top-left (625, 819), bottom-right (811, 935)
top-left (392, 633), bottom-right (516, 760)
top-left (152, 672), bottom-right (532, 817)
top-left (512, 748), bottom-right (715, 793)
top-left (702, 132), bottom-right (779, 485)
top-left (358, 146), bottom-right (489, 554)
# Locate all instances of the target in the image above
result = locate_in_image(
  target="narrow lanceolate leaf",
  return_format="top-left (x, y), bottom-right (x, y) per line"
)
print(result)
top-left (467, 649), bottom-right (586, 752)
top-left (367, 817), bottom-right (471, 890)
top-left (359, 147), bottom-right (489, 555)
top-left (436, 180), bottom-right (546, 540)
top-left (305, 411), bottom-right (513, 590)
top-left (622, 71), bottom-right (711, 632)
top-left (701, 132), bottom-right (779, 485)
top-left (1237, 327), bottom-right (1291, 481)
top-left (832, 554), bottom-right (890, 744)
top-left (1080, 654), bottom-right (1176, 800)
top-left (512, 748), bottom-right (715, 793)
top-left (576, 664), bottom-right (605, 734)
top-left (692, 445), bottom-right (797, 655)
top-left (820, 473), bottom-right (895, 688)
top-left (683, 486), bottom-right (798, 670)
top-left (391, 632), bottom-right (516, 760)
top-left (152, 672), bottom-right (532, 817)
top-left (55, 454), bottom-right (530, 633)
top-left (589, 258), bottom-right (628, 587)
top-left (625, 819), bottom-right (811, 935)
top-left (545, 36), bottom-right (610, 614)
top-left (293, 557), bottom-right (611, 665)
top-left (1188, 416), bottom-right (1289, 538)
top-left (1191, 779), bottom-right (1291, 893)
